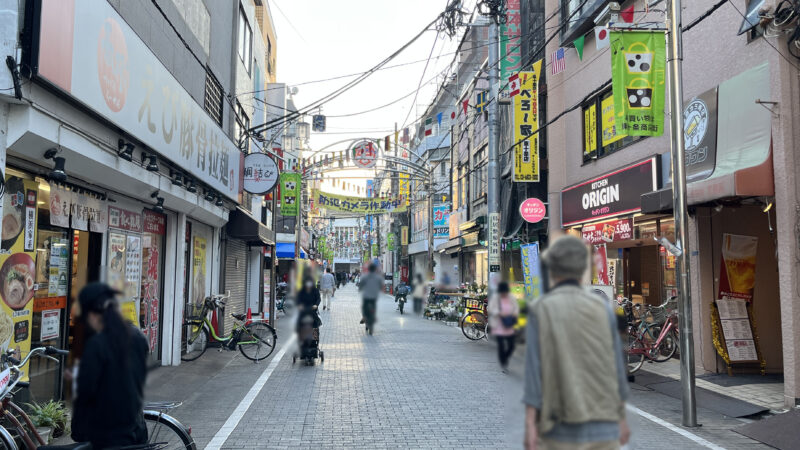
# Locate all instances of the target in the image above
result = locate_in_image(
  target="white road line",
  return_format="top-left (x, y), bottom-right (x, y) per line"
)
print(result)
top-left (626, 404), bottom-right (727, 450)
top-left (205, 334), bottom-right (297, 450)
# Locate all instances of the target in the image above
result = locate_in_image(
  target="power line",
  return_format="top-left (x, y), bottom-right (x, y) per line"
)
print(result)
top-left (267, 0), bottom-right (308, 44)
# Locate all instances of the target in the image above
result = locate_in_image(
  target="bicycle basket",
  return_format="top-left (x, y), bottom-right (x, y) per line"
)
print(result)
top-left (648, 306), bottom-right (668, 324)
top-left (184, 303), bottom-right (204, 321)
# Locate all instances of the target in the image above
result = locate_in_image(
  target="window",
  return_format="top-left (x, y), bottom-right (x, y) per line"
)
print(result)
top-left (561, 0), bottom-right (607, 43)
top-left (238, 6), bottom-right (252, 73)
top-left (582, 89), bottom-right (643, 162)
top-left (203, 69), bottom-right (223, 126)
top-left (440, 161), bottom-right (446, 176)
top-left (235, 101), bottom-right (250, 148)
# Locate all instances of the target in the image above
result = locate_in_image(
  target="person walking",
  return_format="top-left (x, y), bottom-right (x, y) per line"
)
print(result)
top-left (320, 268), bottom-right (336, 311)
top-left (71, 283), bottom-right (149, 448)
top-left (358, 263), bottom-right (383, 335)
top-left (412, 274), bottom-right (426, 314)
top-left (523, 235), bottom-right (630, 450)
top-left (488, 281), bottom-right (519, 373)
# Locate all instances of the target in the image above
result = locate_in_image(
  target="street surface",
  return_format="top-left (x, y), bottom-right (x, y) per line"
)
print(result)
top-left (146, 284), bottom-right (769, 449)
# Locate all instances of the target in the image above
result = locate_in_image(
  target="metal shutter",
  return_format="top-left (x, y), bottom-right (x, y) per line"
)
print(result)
top-left (222, 238), bottom-right (247, 335)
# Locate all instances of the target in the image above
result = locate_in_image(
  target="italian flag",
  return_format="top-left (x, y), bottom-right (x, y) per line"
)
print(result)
top-left (424, 118), bottom-right (433, 136)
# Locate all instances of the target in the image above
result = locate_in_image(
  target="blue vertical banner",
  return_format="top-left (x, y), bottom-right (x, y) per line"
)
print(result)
top-left (432, 203), bottom-right (451, 239)
top-left (521, 243), bottom-right (542, 299)
top-left (366, 180), bottom-right (374, 198)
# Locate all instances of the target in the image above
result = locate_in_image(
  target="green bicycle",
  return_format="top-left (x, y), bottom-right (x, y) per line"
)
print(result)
top-left (181, 292), bottom-right (277, 362)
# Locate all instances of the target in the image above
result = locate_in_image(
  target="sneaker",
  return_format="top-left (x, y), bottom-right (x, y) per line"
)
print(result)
top-left (502, 368), bottom-right (509, 374)
top-left (323, 306), bottom-right (326, 310)
top-left (360, 318), bottom-right (365, 324)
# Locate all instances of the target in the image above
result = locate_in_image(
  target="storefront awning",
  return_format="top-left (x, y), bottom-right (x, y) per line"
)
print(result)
top-left (438, 238), bottom-right (461, 254)
top-left (642, 63), bottom-right (773, 213)
top-left (226, 207), bottom-right (274, 246)
top-left (276, 242), bottom-right (307, 259)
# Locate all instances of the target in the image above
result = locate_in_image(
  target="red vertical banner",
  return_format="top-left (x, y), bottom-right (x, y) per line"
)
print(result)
top-left (592, 244), bottom-right (609, 285)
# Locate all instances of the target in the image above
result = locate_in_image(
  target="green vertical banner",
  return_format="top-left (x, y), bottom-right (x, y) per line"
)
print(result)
top-left (279, 172), bottom-right (301, 217)
top-left (372, 243), bottom-right (378, 255)
top-left (499, 0), bottom-right (522, 93)
top-left (387, 233), bottom-right (396, 251)
top-left (610, 31), bottom-right (666, 137)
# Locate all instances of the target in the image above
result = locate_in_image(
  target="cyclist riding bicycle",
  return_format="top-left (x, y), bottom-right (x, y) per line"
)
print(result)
top-left (72, 282), bottom-right (149, 448)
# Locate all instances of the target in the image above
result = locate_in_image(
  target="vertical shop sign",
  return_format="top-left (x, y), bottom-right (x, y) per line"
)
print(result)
top-left (499, 0), bottom-right (522, 92)
top-left (107, 232), bottom-right (127, 294)
top-left (280, 173), bottom-right (301, 217)
top-left (520, 243), bottom-right (542, 298)
top-left (610, 31), bottom-right (666, 137)
top-left (513, 60), bottom-right (542, 182)
top-left (584, 103), bottom-right (597, 157)
top-left (713, 234), bottom-right (759, 363)
top-left (87, 197), bottom-right (108, 233)
top-left (70, 193), bottom-right (89, 231)
top-left (122, 235), bottom-right (142, 325)
top-left (387, 233), bottom-right (396, 251)
top-left (601, 95), bottom-right (625, 146)
top-left (0, 176), bottom-right (38, 381)
top-left (488, 213), bottom-right (500, 270)
top-left (192, 237), bottom-right (207, 305)
top-left (432, 204), bottom-right (451, 239)
top-left (401, 226), bottom-right (409, 246)
top-left (141, 210), bottom-right (165, 353)
top-left (592, 244), bottom-right (609, 285)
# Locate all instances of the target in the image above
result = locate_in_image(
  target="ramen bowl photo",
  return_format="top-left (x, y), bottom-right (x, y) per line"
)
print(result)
top-left (0, 253), bottom-right (36, 310)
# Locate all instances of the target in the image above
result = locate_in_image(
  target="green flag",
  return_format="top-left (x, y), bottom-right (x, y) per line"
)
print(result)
top-left (573, 35), bottom-right (585, 61)
top-left (279, 172), bottom-right (301, 216)
top-left (610, 30), bottom-right (666, 137)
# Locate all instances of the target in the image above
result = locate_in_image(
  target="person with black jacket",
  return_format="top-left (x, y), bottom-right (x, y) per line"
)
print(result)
top-left (296, 276), bottom-right (322, 332)
top-left (71, 282), bottom-right (149, 448)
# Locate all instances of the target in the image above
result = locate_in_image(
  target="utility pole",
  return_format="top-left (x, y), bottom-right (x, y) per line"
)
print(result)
top-left (666, 0), bottom-right (697, 427)
top-left (295, 162), bottom-right (302, 260)
top-left (427, 166), bottom-right (435, 280)
top-left (486, 13), bottom-right (501, 291)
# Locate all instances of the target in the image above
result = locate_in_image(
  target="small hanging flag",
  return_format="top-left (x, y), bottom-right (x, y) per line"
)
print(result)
top-left (551, 47), bottom-right (566, 75)
top-left (436, 112), bottom-right (443, 126)
top-left (475, 91), bottom-right (487, 113)
top-left (462, 99), bottom-right (469, 116)
top-left (574, 35), bottom-right (585, 60)
top-left (595, 26), bottom-right (610, 50)
top-left (424, 118), bottom-right (433, 136)
top-left (508, 73), bottom-right (520, 97)
top-left (621, 5), bottom-right (635, 23)
top-left (449, 108), bottom-right (456, 120)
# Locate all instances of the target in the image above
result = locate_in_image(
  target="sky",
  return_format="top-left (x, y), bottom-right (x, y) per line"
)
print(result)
top-left (266, 0), bottom-right (474, 193)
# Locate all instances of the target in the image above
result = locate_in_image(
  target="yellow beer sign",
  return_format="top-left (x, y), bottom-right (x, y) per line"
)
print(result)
top-left (513, 60), bottom-right (542, 182)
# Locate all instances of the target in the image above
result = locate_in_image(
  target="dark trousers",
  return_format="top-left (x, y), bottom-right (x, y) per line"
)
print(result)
top-left (413, 297), bottom-right (423, 314)
top-left (496, 335), bottom-right (516, 368)
top-left (362, 298), bottom-right (377, 325)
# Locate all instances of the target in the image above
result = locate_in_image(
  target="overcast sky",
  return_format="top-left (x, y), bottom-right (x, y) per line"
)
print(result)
top-left (267, 0), bottom-right (473, 192)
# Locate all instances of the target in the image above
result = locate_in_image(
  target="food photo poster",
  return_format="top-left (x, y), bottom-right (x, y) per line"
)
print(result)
top-left (0, 176), bottom-right (37, 381)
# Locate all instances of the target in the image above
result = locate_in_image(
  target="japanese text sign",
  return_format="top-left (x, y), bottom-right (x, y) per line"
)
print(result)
top-left (513, 61), bottom-right (542, 182)
top-left (519, 198), bottom-right (546, 223)
top-left (243, 153), bottom-right (279, 194)
top-left (313, 190), bottom-right (407, 214)
top-left (109, 206), bottom-right (143, 232)
top-left (581, 219), bottom-right (633, 244)
top-left (433, 204), bottom-right (450, 239)
top-left (499, 0), bottom-right (522, 92)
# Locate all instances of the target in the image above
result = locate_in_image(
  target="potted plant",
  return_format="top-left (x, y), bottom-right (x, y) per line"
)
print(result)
top-left (27, 400), bottom-right (69, 442)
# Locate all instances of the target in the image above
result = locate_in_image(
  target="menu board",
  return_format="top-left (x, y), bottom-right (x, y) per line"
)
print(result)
top-left (721, 318), bottom-right (753, 340)
top-left (582, 218), bottom-right (633, 244)
top-left (125, 235), bottom-right (142, 306)
top-left (107, 232), bottom-right (127, 293)
top-left (726, 340), bottom-right (758, 362)
top-left (716, 298), bottom-right (748, 319)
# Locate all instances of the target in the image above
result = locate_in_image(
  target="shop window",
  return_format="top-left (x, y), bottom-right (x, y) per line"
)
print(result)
top-left (582, 89), bottom-right (643, 162)
top-left (561, 0), bottom-right (608, 44)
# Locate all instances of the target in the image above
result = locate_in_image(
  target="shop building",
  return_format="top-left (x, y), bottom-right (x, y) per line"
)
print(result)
top-left (545, 0), bottom-right (800, 406)
top-left (0, 0), bottom-right (281, 403)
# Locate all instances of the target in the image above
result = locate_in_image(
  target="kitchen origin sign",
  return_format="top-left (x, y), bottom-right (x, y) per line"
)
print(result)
top-left (32, 0), bottom-right (241, 200)
top-left (561, 158), bottom-right (658, 226)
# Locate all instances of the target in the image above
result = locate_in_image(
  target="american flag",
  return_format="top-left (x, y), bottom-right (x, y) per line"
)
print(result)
top-left (551, 48), bottom-right (565, 75)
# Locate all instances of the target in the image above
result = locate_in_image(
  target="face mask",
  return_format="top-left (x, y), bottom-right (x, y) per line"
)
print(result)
top-left (305, 281), bottom-right (314, 289)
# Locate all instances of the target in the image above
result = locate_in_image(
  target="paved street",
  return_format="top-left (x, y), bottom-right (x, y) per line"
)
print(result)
top-left (145, 284), bottom-right (771, 449)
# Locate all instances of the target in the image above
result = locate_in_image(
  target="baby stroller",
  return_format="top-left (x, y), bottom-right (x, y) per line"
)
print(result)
top-left (293, 310), bottom-right (324, 366)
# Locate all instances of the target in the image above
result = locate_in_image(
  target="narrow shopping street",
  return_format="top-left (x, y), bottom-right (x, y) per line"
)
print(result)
top-left (144, 284), bottom-right (772, 449)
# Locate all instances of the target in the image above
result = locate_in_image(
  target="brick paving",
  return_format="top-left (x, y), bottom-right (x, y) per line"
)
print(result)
top-left (142, 284), bottom-right (773, 449)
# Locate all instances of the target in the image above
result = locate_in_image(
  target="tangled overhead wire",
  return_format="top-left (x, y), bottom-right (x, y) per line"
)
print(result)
top-left (436, 0), bottom-right (469, 38)
top-left (759, 0), bottom-right (800, 60)
top-left (477, 0), bottom-right (507, 24)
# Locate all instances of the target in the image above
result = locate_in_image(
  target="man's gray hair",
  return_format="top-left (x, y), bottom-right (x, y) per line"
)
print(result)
top-left (542, 235), bottom-right (588, 280)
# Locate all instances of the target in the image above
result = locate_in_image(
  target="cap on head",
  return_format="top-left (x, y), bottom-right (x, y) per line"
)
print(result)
top-left (542, 235), bottom-right (588, 281)
top-left (79, 282), bottom-right (121, 314)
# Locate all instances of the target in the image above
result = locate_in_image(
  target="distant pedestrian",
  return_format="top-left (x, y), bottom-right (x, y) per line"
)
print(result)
top-left (488, 281), bottom-right (519, 373)
top-left (412, 274), bottom-right (426, 314)
top-left (320, 268), bottom-right (336, 311)
top-left (523, 235), bottom-right (630, 450)
top-left (358, 264), bottom-right (383, 335)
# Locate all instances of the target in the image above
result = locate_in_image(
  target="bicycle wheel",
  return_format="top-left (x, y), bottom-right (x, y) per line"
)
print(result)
top-left (654, 329), bottom-right (678, 362)
top-left (0, 425), bottom-right (18, 450)
top-left (461, 312), bottom-right (487, 340)
top-left (625, 332), bottom-right (645, 375)
top-left (282, 299), bottom-right (294, 315)
top-left (144, 411), bottom-right (196, 449)
top-left (238, 322), bottom-right (277, 361)
top-left (180, 321), bottom-right (209, 362)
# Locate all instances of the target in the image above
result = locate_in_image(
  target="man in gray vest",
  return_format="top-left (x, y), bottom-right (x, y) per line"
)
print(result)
top-left (523, 235), bottom-right (630, 450)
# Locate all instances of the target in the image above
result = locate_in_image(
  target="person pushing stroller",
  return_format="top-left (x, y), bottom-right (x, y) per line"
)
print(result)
top-left (294, 276), bottom-right (324, 365)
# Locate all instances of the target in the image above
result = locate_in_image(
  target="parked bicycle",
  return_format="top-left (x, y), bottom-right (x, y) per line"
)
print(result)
top-left (181, 292), bottom-right (277, 362)
top-left (622, 298), bottom-right (679, 374)
top-left (276, 283), bottom-right (294, 316)
top-left (0, 346), bottom-right (196, 449)
top-left (460, 297), bottom-right (489, 341)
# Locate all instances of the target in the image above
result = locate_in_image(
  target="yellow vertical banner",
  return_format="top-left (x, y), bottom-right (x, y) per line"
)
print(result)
top-left (513, 60), bottom-right (542, 182)
top-left (192, 237), bottom-right (207, 305)
top-left (0, 177), bottom-right (38, 381)
top-left (398, 173), bottom-right (410, 206)
top-left (601, 95), bottom-right (626, 146)
top-left (584, 103), bottom-right (597, 157)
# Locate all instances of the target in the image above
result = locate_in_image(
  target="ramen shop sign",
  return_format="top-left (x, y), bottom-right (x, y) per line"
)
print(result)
top-left (561, 158), bottom-right (658, 226)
